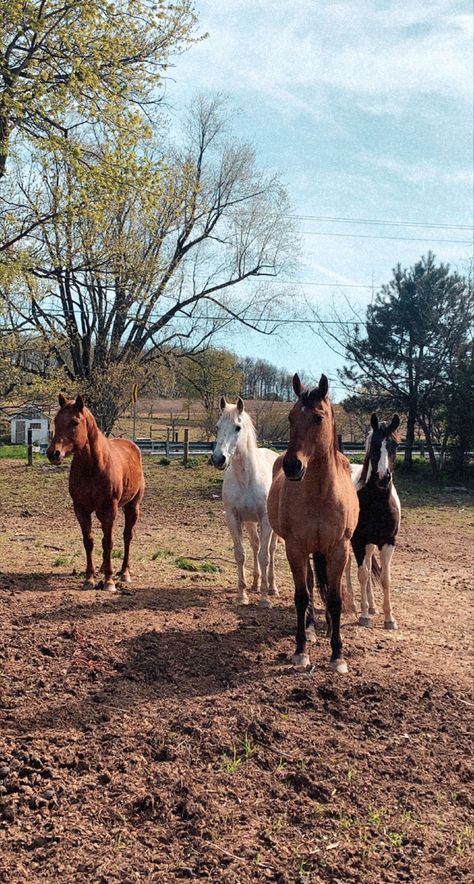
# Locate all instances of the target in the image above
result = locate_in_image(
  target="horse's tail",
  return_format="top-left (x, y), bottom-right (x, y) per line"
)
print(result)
top-left (313, 552), bottom-right (328, 604)
top-left (371, 556), bottom-right (381, 583)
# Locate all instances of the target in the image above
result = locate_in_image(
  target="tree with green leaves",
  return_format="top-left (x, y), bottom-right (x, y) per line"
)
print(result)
top-left (318, 253), bottom-right (473, 472)
top-left (0, 0), bottom-right (198, 180)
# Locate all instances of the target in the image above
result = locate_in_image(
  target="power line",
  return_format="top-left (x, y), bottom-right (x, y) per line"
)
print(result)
top-left (291, 213), bottom-right (474, 231)
top-left (300, 230), bottom-right (473, 244)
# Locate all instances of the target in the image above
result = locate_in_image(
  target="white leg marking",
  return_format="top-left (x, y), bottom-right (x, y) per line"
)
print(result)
top-left (358, 544), bottom-right (376, 626)
top-left (380, 543), bottom-right (397, 629)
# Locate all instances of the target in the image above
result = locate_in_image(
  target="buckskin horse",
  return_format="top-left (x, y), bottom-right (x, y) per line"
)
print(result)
top-left (47, 394), bottom-right (145, 591)
top-left (212, 396), bottom-right (279, 606)
top-left (346, 413), bottom-right (401, 629)
top-left (267, 374), bottom-right (359, 673)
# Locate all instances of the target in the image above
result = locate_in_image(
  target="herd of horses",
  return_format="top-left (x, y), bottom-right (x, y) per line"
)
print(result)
top-left (46, 375), bottom-right (401, 675)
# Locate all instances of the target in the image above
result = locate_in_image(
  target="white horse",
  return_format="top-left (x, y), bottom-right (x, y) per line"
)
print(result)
top-left (211, 396), bottom-right (279, 606)
top-left (345, 414), bottom-right (401, 628)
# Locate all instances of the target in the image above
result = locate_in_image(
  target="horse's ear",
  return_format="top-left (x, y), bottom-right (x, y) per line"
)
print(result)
top-left (220, 396), bottom-right (227, 412)
top-left (370, 413), bottom-right (379, 430)
top-left (389, 414), bottom-right (400, 433)
top-left (236, 397), bottom-right (244, 414)
top-left (58, 393), bottom-right (67, 408)
top-left (293, 373), bottom-right (303, 398)
top-left (318, 374), bottom-right (329, 398)
top-left (74, 395), bottom-right (84, 413)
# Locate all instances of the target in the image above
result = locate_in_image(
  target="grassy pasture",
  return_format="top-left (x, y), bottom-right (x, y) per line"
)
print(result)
top-left (0, 455), bottom-right (472, 882)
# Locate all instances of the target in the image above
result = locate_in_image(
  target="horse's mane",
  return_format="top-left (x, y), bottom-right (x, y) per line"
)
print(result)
top-left (238, 407), bottom-right (258, 446)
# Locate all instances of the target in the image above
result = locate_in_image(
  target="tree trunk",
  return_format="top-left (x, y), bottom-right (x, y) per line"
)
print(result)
top-left (404, 406), bottom-right (417, 466)
top-left (418, 417), bottom-right (439, 476)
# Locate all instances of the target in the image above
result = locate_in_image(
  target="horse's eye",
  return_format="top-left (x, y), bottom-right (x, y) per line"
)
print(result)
top-left (314, 414), bottom-right (323, 425)
top-left (71, 418), bottom-right (80, 426)
top-left (235, 425), bottom-right (241, 432)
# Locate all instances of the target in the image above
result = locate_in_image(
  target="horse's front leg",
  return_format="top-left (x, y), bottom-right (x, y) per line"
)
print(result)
top-left (97, 501), bottom-right (118, 591)
top-left (380, 543), bottom-right (397, 629)
top-left (258, 515), bottom-right (276, 607)
top-left (286, 543), bottom-right (310, 667)
top-left (119, 495), bottom-right (141, 583)
top-left (225, 510), bottom-right (248, 605)
top-left (245, 522), bottom-right (260, 593)
top-left (326, 542), bottom-right (351, 673)
top-left (74, 504), bottom-right (95, 588)
top-left (357, 543), bottom-right (375, 626)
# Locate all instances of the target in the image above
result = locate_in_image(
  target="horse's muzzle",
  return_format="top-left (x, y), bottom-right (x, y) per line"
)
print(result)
top-left (47, 448), bottom-right (62, 464)
top-left (283, 457), bottom-right (306, 482)
top-left (211, 453), bottom-right (226, 470)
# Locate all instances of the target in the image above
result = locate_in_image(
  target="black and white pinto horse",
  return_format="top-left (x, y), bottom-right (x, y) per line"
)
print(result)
top-left (346, 413), bottom-right (401, 629)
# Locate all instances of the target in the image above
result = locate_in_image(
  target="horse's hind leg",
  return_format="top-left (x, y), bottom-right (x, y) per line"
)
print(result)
top-left (268, 531), bottom-right (279, 598)
top-left (97, 501), bottom-right (118, 591)
top-left (380, 543), bottom-right (397, 629)
top-left (74, 505), bottom-right (95, 588)
top-left (226, 512), bottom-right (248, 605)
top-left (257, 515), bottom-right (274, 607)
top-left (343, 555), bottom-right (357, 615)
top-left (305, 558), bottom-right (317, 644)
top-left (246, 522), bottom-right (260, 593)
top-left (119, 496), bottom-right (141, 583)
top-left (358, 543), bottom-right (375, 626)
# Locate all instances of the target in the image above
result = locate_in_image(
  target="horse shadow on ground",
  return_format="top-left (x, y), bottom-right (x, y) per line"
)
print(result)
top-left (12, 606), bottom-right (305, 735)
top-left (15, 581), bottom-right (215, 626)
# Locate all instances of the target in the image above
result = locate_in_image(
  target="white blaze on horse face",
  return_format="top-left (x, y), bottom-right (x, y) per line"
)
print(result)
top-left (377, 440), bottom-right (389, 479)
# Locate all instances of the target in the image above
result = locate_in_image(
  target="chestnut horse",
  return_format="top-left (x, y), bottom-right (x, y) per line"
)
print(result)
top-left (267, 374), bottom-right (359, 673)
top-left (47, 394), bottom-right (145, 591)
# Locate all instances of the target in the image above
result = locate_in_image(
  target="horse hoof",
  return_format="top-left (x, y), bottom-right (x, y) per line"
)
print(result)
top-left (259, 596), bottom-right (272, 608)
top-left (236, 595), bottom-right (249, 606)
top-left (384, 620), bottom-right (398, 630)
top-left (369, 607), bottom-right (379, 615)
top-left (268, 588), bottom-right (280, 597)
top-left (118, 572), bottom-right (132, 584)
top-left (291, 653), bottom-right (310, 668)
top-left (330, 658), bottom-right (348, 674)
top-left (103, 580), bottom-right (117, 592)
top-left (358, 615), bottom-right (371, 627)
top-left (306, 624), bottom-right (317, 644)
top-left (82, 579), bottom-right (96, 590)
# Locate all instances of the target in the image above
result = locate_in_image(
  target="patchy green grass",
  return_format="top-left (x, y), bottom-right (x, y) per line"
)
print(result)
top-left (175, 556), bottom-right (218, 573)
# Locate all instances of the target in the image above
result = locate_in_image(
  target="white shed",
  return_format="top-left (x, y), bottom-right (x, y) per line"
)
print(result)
top-left (9, 405), bottom-right (50, 445)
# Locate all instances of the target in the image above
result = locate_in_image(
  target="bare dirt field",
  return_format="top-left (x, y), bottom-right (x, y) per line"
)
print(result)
top-left (0, 457), bottom-right (472, 883)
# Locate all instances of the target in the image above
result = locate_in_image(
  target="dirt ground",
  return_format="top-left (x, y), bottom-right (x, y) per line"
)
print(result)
top-left (0, 457), bottom-right (472, 883)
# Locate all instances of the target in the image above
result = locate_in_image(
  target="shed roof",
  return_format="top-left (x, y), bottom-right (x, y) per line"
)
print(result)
top-left (8, 404), bottom-right (50, 422)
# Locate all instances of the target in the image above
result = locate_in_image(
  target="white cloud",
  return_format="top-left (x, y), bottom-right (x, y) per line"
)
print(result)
top-left (176, 0), bottom-right (473, 114)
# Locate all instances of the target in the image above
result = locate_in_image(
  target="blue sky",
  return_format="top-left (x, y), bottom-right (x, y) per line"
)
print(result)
top-left (167, 0), bottom-right (473, 397)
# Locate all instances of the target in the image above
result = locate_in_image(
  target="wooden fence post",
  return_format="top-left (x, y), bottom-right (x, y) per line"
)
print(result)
top-left (183, 428), bottom-right (189, 465)
top-left (27, 428), bottom-right (33, 466)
